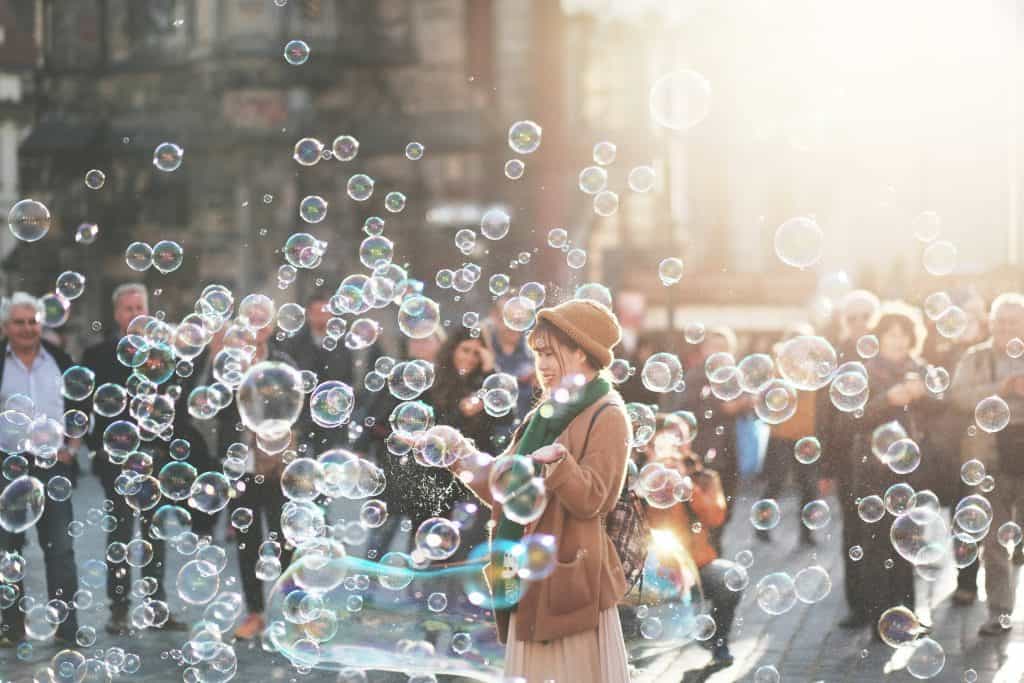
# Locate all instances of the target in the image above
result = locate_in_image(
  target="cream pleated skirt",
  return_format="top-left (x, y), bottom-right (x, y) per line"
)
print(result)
top-left (504, 607), bottom-right (630, 682)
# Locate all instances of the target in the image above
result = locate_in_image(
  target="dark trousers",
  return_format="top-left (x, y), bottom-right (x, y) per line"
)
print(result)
top-left (101, 475), bottom-right (167, 613)
top-left (700, 560), bottom-right (741, 645)
top-left (231, 475), bottom-right (292, 613)
top-left (761, 437), bottom-right (819, 507)
top-left (0, 464), bottom-right (79, 640)
top-left (847, 496), bottom-right (914, 624)
top-left (839, 486), bottom-right (864, 614)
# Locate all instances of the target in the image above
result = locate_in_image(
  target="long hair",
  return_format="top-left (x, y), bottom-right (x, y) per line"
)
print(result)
top-left (430, 326), bottom-right (487, 420)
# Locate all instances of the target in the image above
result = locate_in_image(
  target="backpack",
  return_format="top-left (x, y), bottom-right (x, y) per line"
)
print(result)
top-left (581, 402), bottom-right (650, 591)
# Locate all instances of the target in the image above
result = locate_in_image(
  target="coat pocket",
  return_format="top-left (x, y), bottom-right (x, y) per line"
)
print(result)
top-left (546, 553), bottom-right (593, 615)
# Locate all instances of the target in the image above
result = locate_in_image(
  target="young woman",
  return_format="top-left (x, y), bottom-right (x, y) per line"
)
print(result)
top-left (450, 299), bottom-right (631, 682)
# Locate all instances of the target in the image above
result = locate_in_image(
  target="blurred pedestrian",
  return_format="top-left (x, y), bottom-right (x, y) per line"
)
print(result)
top-left (663, 326), bottom-right (752, 548)
top-left (450, 299), bottom-right (631, 682)
top-left (647, 416), bottom-right (742, 668)
top-left (951, 293), bottom-right (1024, 635)
top-left (81, 284), bottom-right (191, 635)
top-left (757, 323), bottom-right (820, 547)
top-left (488, 296), bottom-right (537, 425)
top-left (619, 332), bottom-right (663, 407)
top-left (844, 301), bottom-right (940, 635)
top-left (0, 293), bottom-right (80, 646)
top-left (220, 322), bottom-right (298, 640)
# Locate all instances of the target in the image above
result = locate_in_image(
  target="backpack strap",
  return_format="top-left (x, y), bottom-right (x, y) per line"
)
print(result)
top-left (579, 401), bottom-right (616, 465)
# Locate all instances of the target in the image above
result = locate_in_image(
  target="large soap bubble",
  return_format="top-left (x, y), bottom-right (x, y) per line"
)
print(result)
top-left (775, 336), bottom-right (837, 391)
top-left (649, 70), bottom-right (711, 131)
top-left (237, 361), bottom-right (304, 438)
top-left (0, 475), bottom-right (45, 533)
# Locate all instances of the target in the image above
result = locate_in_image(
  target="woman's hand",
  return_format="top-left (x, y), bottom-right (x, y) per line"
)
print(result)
top-left (459, 395), bottom-right (484, 417)
top-left (476, 344), bottom-right (496, 373)
top-left (530, 443), bottom-right (569, 465)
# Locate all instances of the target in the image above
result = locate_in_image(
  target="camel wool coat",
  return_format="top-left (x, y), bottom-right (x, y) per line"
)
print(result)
top-left (454, 392), bottom-right (632, 644)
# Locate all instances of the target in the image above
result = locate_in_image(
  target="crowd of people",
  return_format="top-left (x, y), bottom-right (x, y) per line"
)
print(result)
top-left (0, 279), bottom-right (1023, 681)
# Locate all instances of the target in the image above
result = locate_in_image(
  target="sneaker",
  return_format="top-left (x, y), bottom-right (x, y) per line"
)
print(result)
top-left (952, 588), bottom-right (977, 606)
top-left (978, 617), bottom-right (1011, 637)
top-left (234, 613), bottom-right (265, 640)
top-left (156, 615), bottom-right (189, 632)
top-left (710, 643), bottom-right (734, 666)
top-left (105, 612), bottom-right (130, 636)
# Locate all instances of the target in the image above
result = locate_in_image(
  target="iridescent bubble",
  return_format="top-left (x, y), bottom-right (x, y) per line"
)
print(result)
top-left (907, 638), bottom-right (946, 680)
top-left (152, 142), bottom-right (183, 172)
top-left (754, 379), bottom-right (798, 425)
top-left (750, 498), bottom-right (781, 531)
top-left (574, 282), bottom-right (612, 308)
top-left (504, 159), bottom-right (525, 180)
top-left (359, 235), bottom-right (393, 269)
top-left (237, 361), bottom-right (303, 437)
top-left (480, 208), bottom-right (510, 240)
top-left (177, 559), bottom-right (220, 605)
top-left (923, 240), bottom-right (957, 276)
top-left (347, 174), bottom-right (375, 201)
top-left (649, 70), bottom-right (712, 131)
top-left (775, 335), bottom-right (836, 390)
top-left (912, 211), bottom-right (942, 242)
top-left (0, 476), bottom-right (45, 532)
top-left (925, 366), bottom-right (950, 394)
top-left (774, 217), bottom-right (823, 269)
top-left (293, 137), bottom-right (323, 166)
top-left (398, 295), bottom-right (440, 339)
top-left (800, 499), bottom-right (830, 530)
top-left (885, 438), bottom-right (922, 475)
top-left (975, 395), bottom-right (1010, 433)
top-left (405, 142), bottom-right (424, 160)
top-left (578, 166), bottom-right (608, 194)
top-left (877, 605), bottom-right (923, 647)
top-left (310, 381), bottom-right (355, 428)
top-left (856, 334), bottom-right (879, 359)
top-left (56, 271), bottom-right (86, 301)
top-left (299, 195), bottom-right (328, 224)
top-left (996, 521), bottom-right (1022, 553)
top-left (593, 190), bottom-right (619, 217)
top-left (151, 240), bottom-right (184, 274)
top-left (281, 458), bottom-right (325, 502)
top-left (626, 403), bottom-right (656, 448)
top-left (8, 198), bottom-right (50, 242)
top-left (501, 296), bottom-right (536, 332)
top-left (75, 222), bottom-right (98, 244)
top-left (62, 365), bottom-right (95, 401)
top-left (658, 257), bottom-right (684, 286)
top-left (384, 191), bottom-right (407, 213)
top-left (330, 135), bottom-right (359, 162)
top-left (628, 165), bottom-right (656, 193)
top-left (935, 305), bottom-right (968, 339)
top-left (415, 517), bottom-right (461, 561)
top-left (755, 572), bottom-right (797, 615)
top-left (566, 248), bottom-right (587, 269)
top-left (641, 353), bottom-right (683, 393)
top-left (84, 169), bottom-right (105, 190)
top-left (125, 241), bottom-right (153, 271)
top-left (508, 120), bottom-right (542, 154)
top-left (857, 494), bottom-right (885, 523)
top-left (547, 228), bottom-right (568, 248)
top-left (884, 482), bottom-right (916, 517)
top-left (284, 39), bottom-right (310, 65)
top-left (794, 565), bottom-right (831, 604)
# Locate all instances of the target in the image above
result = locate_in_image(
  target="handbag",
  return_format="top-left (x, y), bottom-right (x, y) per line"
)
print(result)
top-left (580, 402), bottom-right (650, 592)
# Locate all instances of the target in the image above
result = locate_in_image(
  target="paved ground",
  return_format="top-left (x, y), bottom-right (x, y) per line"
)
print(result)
top-left (2, 472), bottom-right (1023, 682)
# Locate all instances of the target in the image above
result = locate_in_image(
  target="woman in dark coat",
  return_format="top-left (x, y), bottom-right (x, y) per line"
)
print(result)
top-left (846, 302), bottom-right (942, 635)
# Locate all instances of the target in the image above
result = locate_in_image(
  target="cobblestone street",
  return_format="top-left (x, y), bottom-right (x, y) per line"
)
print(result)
top-left (2, 474), bottom-right (1023, 682)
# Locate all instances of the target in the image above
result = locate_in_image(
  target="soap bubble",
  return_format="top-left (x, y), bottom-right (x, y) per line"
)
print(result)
top-left (936, 306), bottom-right (968, 339)
top-left (877, 605), bottom-right (923, 647)
top-left (800, 499), bottom-right (830, 530)
top-left (794, 565), bottom-right (831, 603)
top-left (56, 271), bottom-right (86, 300)
top-left (62, 365), bottom-right (95, 401)
top-left (750, 499), bottom-right (781, 531)
top-left (658, 258), bottom-right (684, 286)
top-left (333, 135), bottom-right (359, 161)
top-left (885, 438), bottom-right (922, 475)
top-left (508, 120), bottom-right (542, 154)
top-left (774, 217), bottom-right (823, 268)
top-left (856, 334), bottom-right (879, 358)
top-left (293, 137), bottom-right (323, 166)
top-left (574, 282), bottom-right (612, 308)
top-left (284, 39), bottom-right (310, 65)
top-left (754, 666), bottom-right (781, 683)
top-left (1007, 338), bottom-right (1024, 358)
top-left (125, 241), bottom-right (153, 271)
top-left (0, 475), bottom-right (45, 532)
top-left (923, 240), bottom-right (957, 276)
top-left (152, 142), bottom-right (183, 172)
top-left (641, 353), bottom-right (683, 393)
top-left (828, 362), bottom-right (869, 410)
top-left (884, 482), bottom-right (916, 517)
top-left (189, 472), bottom-right (232, 514)
top-left (398, 295), bottom-right (440, 339)
top-left (75, 222), bottom-right (99, 244)
top-left (911, 211), bottom-right (942, 242)
top-left (347, 174), bottom-right (375, 201)
top-left (907, 637), bottom-right (946, 679)
top-left (857, 495), bottom-right (886, 523)
top-left (755, 572), bottom-right (797, 615)
top-left (480, 208), bottom-right (510, 241)
top-left (281, 458), bottom-right (325, 503)
top-left (8, 198), bottom-right (50, 242)
top-left (890, 508), bottom-right (948, 564)
top-left (237, 361), bottom-right (303, 437)
top-left (628, 165), bottom-right (656, 192)
top-left (566, 248), bottom-right (588, 269)
top-left (501, 296), bottom-right (536, 332)
top-left (310, 381), bottom-right (355, 428)
top-left (176, 560), bottom-right (220, 605)
top-left (151, 240), bottom-right (183, 274)
top-left (996, 521), bottom-right (1023, 553)
top-left (504, 159), bottom-right (525, 180)
top-left (925, 366), bottom-right (950, 394)
top-left (578, 166), bottom-right (608, 194)
top-left (593, 191), bottom-right (619, 217)
top-left (510, 534), bottom-right (557, 581)
top-left (84, 169), bottom-right (105, 190)
top-left (649, 70), bottom-right (711, 131)
top-left (754, 379), bottom-right (798, 425)
top-left (299, 195), bottom-right (328, 224)
top-left (775, 335), bottom-right (836, 390)
top-left (794, 436), bottom-right (821, 464)
top-left (975, 395), bottom-right (1010, 433)
top-left (547, 228), bottom-right (568, 248)
top-left (405, 142), bottom-right (424, 160)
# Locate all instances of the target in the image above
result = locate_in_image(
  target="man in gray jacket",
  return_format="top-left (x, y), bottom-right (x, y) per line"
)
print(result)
top-left (951, 292), bottom-right (1024, 636)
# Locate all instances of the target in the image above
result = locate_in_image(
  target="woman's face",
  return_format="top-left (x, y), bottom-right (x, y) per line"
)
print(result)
top-left (533, 334), bottom-right (589, 391)
top-left (452, 339), bottom-right (482, 375)
top-left (408, 335), bottom-right (441, 362)
top-left (878, 323), bottom-right (912, 364)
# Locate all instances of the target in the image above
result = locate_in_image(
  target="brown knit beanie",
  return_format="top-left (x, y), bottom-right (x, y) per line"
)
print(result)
top-left (530, 299), bottom-right (622, 368)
